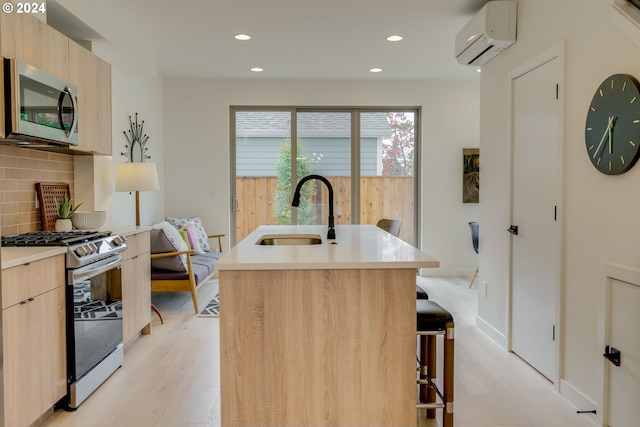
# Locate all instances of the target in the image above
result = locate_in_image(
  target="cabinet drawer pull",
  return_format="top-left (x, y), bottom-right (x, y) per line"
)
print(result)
top-left (28, 298), bottom-right (35, 302)
top-left (20, 300), bottom-right (28, 305)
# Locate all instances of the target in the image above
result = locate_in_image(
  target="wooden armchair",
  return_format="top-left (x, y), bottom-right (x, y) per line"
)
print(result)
top-left (150, 234), bottom-right (225, 318)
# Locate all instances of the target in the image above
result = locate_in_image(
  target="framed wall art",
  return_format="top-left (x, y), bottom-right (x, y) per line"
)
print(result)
top-left (463, 148), bottom-right (479, 203)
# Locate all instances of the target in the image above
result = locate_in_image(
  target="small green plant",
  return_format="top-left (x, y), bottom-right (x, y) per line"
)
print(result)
top-left (56, 194), bottom-right (82, 219)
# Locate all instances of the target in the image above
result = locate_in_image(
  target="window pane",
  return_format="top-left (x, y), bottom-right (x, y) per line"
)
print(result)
top-left (296, 112), bottom-right (351, 226)
top-left (235, 111), bottom-right (291, 241)
top-left (360, 111), bottom-right (416, 245)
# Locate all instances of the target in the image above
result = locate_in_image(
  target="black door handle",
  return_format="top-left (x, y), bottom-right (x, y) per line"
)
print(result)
top-left (508, 225), bottom-right (518, 235)
top-left (603, 346), bottom-right (621, 367)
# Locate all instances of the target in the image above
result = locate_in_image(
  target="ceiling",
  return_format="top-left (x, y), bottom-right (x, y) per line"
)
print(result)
top-left (48, 0), bottom-right (490, 80)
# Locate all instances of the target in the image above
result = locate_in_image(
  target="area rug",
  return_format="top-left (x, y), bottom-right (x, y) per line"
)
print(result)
top-left (74, 280), bottom-right (122, 320)
top-left (198, 293), bottom-right (219, 317)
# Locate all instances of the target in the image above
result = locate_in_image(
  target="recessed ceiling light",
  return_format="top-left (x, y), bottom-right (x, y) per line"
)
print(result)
top-left (369, 68), bottom-right (383, 73)
top-left (386, 35), bottom-right (403, 42)
top-left (476, 68), bottom-right (482, 73)
top-left (235, 34), bottom-right (251, 41)
top-left (251, 67), bottom-right (263, 72)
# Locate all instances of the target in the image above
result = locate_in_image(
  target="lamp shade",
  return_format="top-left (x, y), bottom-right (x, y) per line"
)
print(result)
top-left (115, 162), bottom-right (160, 192)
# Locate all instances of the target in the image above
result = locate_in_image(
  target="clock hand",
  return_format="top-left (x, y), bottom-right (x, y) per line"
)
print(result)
top-left (593, 116), bottom-right (614, 159)
top-left (608, 116), bottom-right (613, 154)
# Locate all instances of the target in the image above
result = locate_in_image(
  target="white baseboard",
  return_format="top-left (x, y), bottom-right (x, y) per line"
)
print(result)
top-left (475, 315), bottom-right (508, 349)
top-left (559, 379), bottom-right (601, 423)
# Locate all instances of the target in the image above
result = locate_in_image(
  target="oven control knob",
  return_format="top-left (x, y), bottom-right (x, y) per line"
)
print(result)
top-left (75, 246), bottom-right (87, 257)
top-left (113, 235), bottom-right (126, 246)
top-left (88, 243), bottom-right (98, 254)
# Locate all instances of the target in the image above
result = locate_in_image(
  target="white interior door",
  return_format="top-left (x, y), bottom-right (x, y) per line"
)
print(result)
top-left (606, 278), bottom-right (640, 426)
top-left (510, 56), bottom-right (562, 381)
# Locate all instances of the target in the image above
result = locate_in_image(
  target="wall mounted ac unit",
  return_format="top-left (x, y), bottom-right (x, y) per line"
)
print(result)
top-left (455, 1), bottom-right (517, 66)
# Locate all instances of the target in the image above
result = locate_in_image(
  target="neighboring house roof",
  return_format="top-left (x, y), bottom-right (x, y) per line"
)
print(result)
top-left (235, 111), bottom-right (393, 138)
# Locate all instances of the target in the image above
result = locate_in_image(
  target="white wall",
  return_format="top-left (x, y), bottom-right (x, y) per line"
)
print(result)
top-left (162, 79), bottom-right (480, 274)
top-left (479, 0), bottom-right (640, 412)
top-left (74, 40), bottom-right (165, 227)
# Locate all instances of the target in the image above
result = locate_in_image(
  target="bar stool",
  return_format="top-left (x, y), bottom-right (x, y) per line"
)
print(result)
top-left (416, 299), bottom-right (454, 427)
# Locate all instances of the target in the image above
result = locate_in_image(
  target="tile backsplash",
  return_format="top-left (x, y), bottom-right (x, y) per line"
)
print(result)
top-left (0, 146), bottom-right (74, 235)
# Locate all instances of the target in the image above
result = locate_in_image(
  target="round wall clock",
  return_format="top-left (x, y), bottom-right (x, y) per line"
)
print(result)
top-left (585, 74), bottom-right (640, 175)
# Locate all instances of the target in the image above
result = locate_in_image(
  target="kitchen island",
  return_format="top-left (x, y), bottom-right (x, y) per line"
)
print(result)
top-left (216, 225), bottom-right (439, 427)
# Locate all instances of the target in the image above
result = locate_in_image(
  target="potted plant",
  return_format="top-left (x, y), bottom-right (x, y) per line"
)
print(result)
top-left (55, 194), bottom-right (82, 231)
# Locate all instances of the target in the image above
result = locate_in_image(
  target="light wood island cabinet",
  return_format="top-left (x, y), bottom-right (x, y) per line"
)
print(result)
top-left (1, 254), bottom-right (66, 427)
top-left (216, 225), bottom-right (439, 427)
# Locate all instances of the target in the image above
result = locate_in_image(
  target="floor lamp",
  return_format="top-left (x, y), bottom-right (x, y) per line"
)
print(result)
top-left (115, 162), bottom-right (160, 226)
top-left (115, 162), bottom-right (163, 323)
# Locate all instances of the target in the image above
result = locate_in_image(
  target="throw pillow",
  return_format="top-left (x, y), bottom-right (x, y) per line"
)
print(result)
top-left (166, 215), bottom-right (211, 252)
top-left (182, 224), bottom-right (204, 253)
top-left (150, 221), bottom-right (189, 271)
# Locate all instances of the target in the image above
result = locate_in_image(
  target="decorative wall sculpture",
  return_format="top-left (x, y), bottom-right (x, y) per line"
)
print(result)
top-left (121, 113), bottom-right (151, 163)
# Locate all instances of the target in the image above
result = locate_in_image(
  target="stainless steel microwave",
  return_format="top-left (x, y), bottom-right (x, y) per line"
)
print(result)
top-left (3, 58), bottom-right (78, 146)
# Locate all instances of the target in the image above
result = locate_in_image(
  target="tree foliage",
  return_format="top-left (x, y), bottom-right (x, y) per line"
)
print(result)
top-left (382, 112), bottom-right (414, 176)
top-left (274, 140), bottom-right (316, 224)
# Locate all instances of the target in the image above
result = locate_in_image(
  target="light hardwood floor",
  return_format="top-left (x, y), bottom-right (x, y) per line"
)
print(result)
top-left (41, 277), bottom-right (600, 427)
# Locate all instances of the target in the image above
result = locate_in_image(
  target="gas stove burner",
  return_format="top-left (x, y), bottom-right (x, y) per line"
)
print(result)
top-left (2, 230), bottom-right (127, 269)
top-left (1, 230), bottom-right (112, 247)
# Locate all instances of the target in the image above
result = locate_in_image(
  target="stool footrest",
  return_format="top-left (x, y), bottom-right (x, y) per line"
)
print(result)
top-left (416, 402), bottom-right (445, 410)
top-left (417, 330), bottom-right (445, 336)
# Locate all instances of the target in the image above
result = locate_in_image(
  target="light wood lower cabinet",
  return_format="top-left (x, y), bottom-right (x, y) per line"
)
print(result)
top-left (122, 231), bottom-right (151, 344)
top-left (2, 255), bottom-right (66, 427)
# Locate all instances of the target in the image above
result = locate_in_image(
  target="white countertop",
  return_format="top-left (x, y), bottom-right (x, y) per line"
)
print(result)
top-left (215, 224), bottom-right (439, 271)
top-left (102, 225), bottom-right (152, 237)
top-left (0, 226), bottom-right (151, 270)
top-left (1, 246), bottom-right (67, 270)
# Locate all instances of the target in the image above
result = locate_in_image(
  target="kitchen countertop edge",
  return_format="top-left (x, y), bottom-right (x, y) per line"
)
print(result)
top-left (216, 224), bottom-right (440, 271)
top-left (1, 226), bottom-right (152, 270)
top-left (2, 247), bottom-right (67, 270)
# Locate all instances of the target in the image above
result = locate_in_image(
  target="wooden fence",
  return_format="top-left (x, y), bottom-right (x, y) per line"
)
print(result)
top-left (235, 176), bottom-right (415, 244)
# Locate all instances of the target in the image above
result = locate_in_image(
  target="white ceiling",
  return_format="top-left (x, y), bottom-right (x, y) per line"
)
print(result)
top-left (48, 0), bottom-right (490, 80)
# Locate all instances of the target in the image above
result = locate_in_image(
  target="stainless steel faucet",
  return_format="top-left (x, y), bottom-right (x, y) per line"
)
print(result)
top-left (291, 174), bottom-right (336, 240)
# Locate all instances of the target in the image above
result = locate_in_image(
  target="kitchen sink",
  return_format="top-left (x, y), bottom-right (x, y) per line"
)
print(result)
top-left (256, 234), bottom-right (322, 246)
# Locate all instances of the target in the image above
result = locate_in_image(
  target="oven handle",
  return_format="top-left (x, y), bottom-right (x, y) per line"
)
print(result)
top-left (72, 255), bottom-right (123, 282)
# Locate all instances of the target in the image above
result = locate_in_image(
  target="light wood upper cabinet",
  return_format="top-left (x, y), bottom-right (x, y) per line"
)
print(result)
top-left (69, 40), bottom-right (113, 156)
top-left (2, 255), bottom-right (66, 427)
top-left (121, 231), bottom-right (152, 343)
top-left (0, 13), bottom-right (112, 155)
top-left (0, 12), bottom-right (69, 80)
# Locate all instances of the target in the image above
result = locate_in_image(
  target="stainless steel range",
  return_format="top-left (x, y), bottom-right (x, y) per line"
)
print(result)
top-left (2, 230), bottom-right (128, 409)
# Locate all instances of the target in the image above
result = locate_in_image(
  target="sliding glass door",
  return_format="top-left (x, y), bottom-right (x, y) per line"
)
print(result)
top-left (360, 111), bottom-right (416, 244)
top-left (232, 107), bottom-right (419, 246)
top-left (295, 111), bottom-right (352, 227)
top-left (233, 110), bottom-right (291, 241)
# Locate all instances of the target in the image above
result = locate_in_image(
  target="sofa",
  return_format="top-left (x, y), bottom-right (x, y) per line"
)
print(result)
top-left (149, 218), bottom-right (224, 314)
